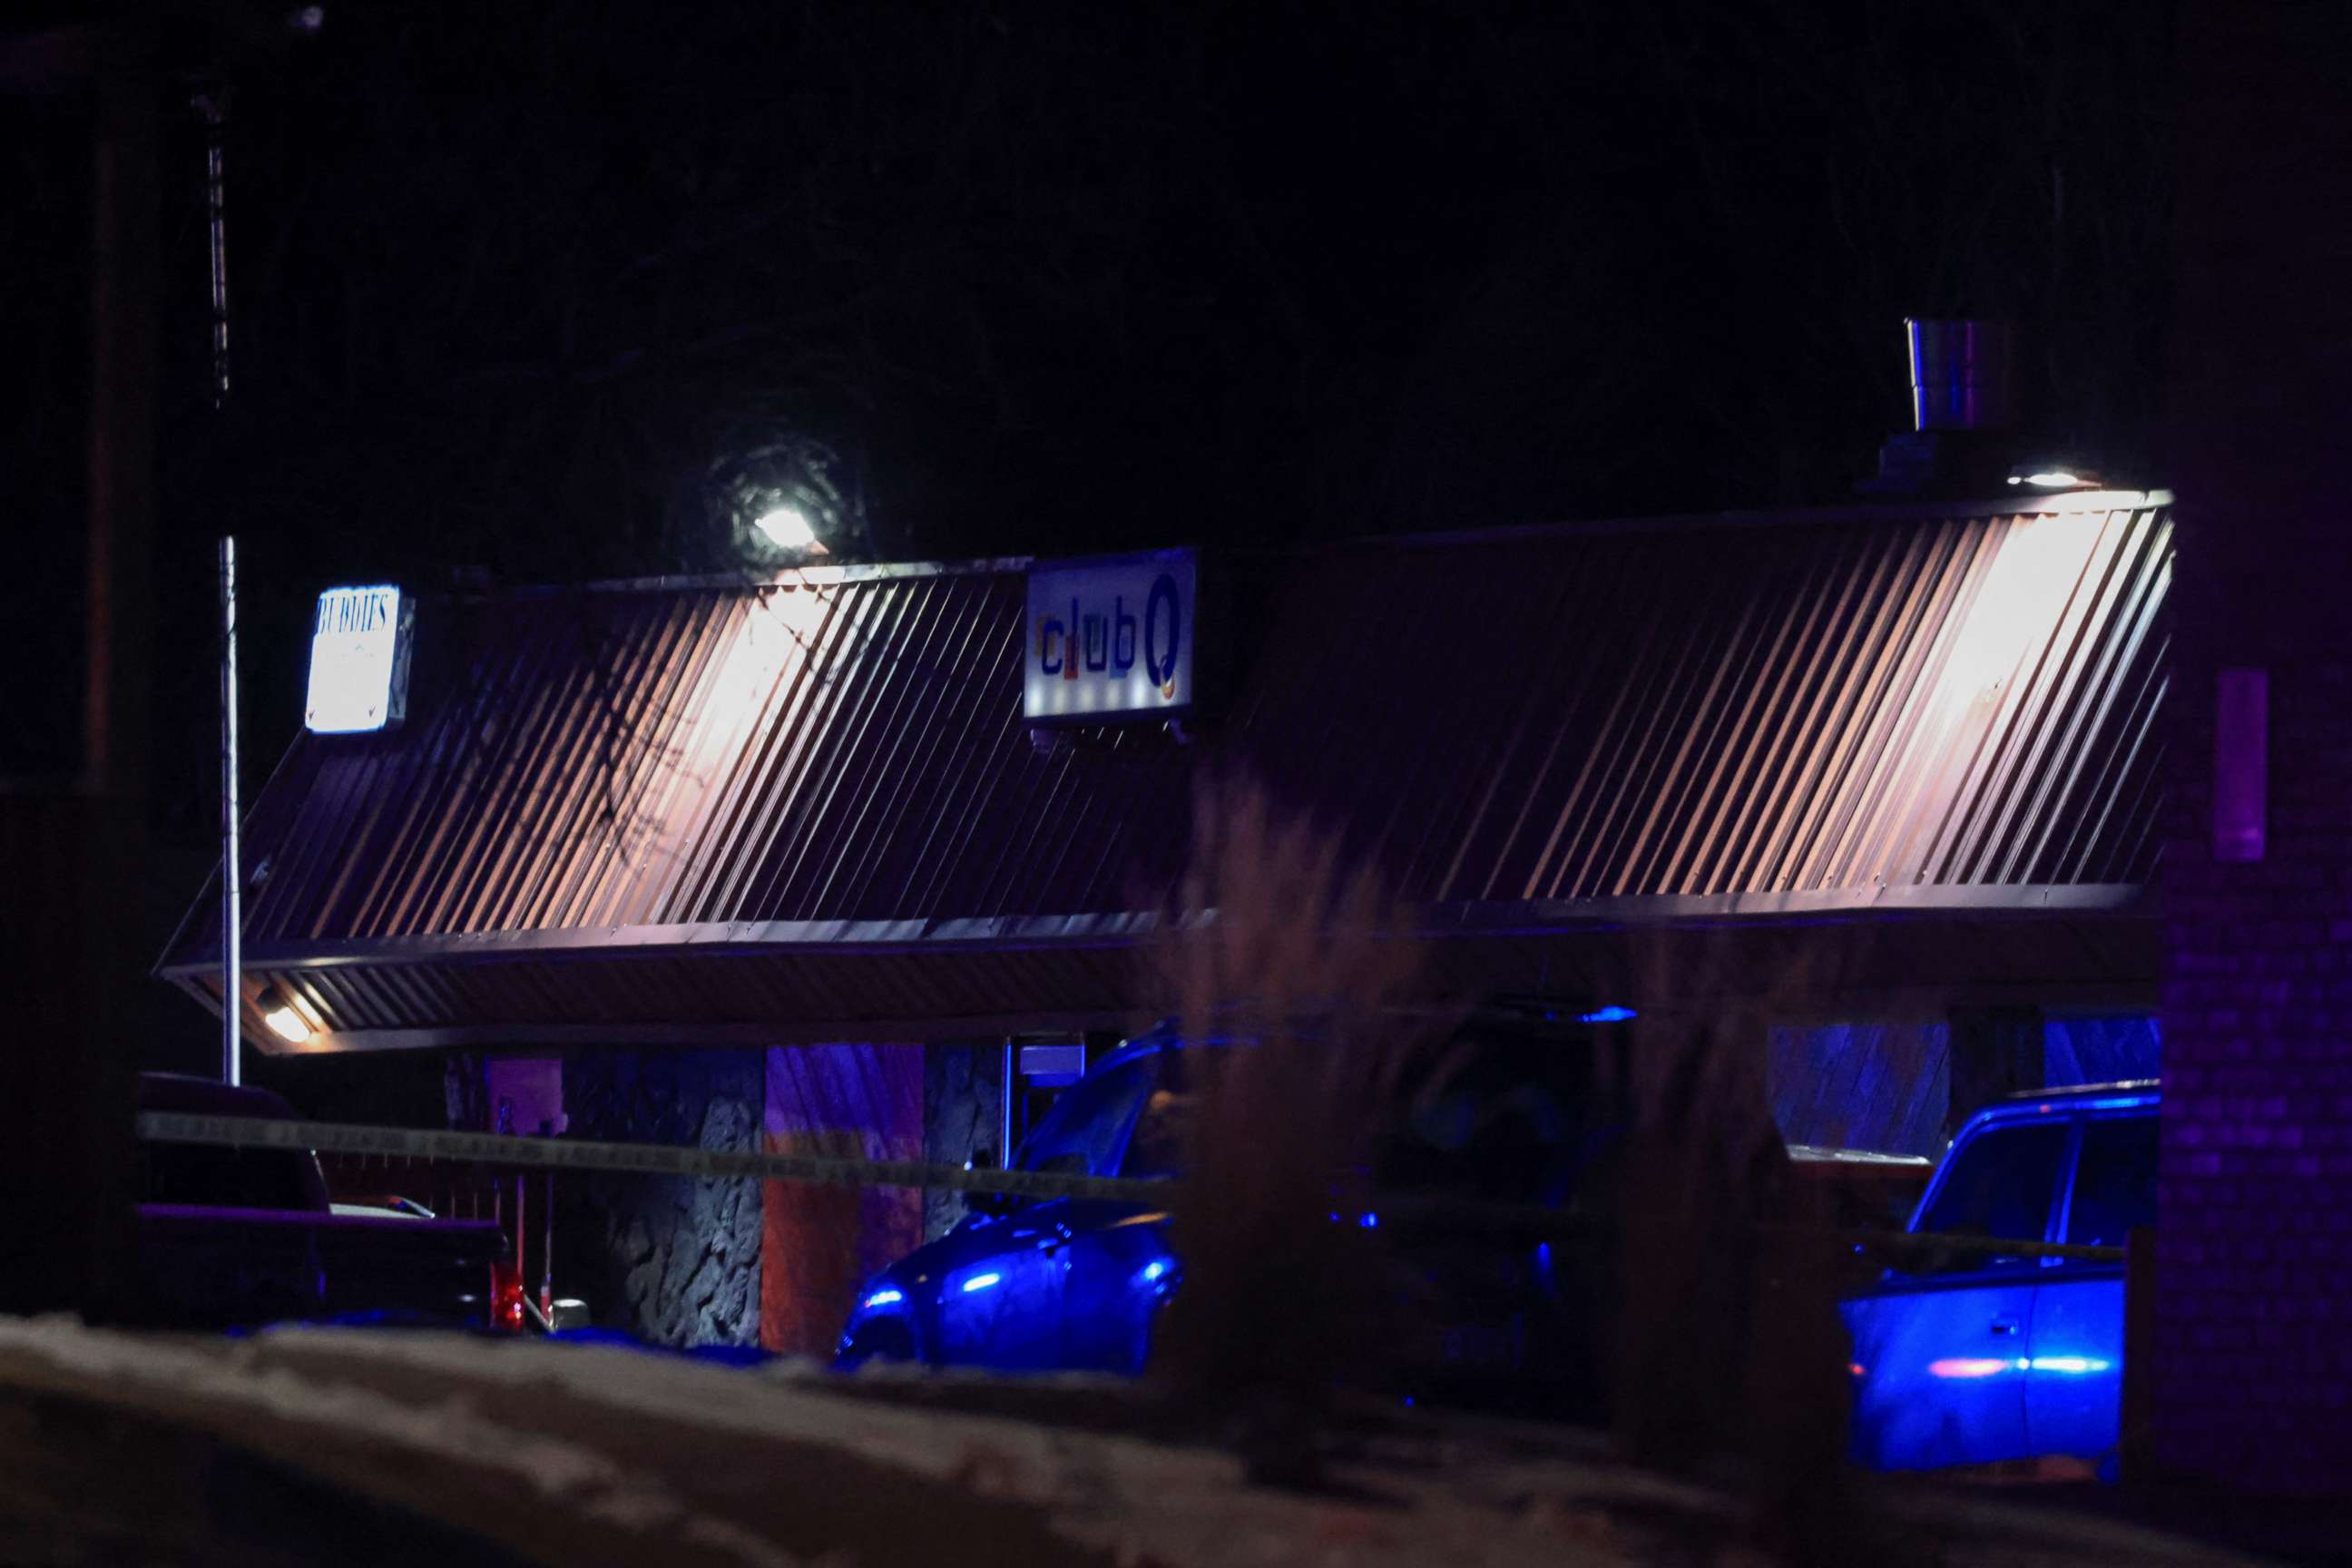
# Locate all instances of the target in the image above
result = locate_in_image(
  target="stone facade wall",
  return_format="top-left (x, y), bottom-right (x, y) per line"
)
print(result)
top-left (561, 1048), bottom-right (763, 1348)
top-left (923, 1042), bottom-right (1007, 1241)
top-left (2157, 0), bottom-right (2352, 1493)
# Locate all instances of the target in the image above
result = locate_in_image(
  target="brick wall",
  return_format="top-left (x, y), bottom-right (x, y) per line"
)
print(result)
top-left (2157, 666), bottom-right (2352, 1489)
top-left (2156, 0), bottom-right (2352, 1494)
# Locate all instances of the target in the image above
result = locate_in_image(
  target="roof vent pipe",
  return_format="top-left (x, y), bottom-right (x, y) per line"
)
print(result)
top-left (1907, 318), bottom-right (2014, 432)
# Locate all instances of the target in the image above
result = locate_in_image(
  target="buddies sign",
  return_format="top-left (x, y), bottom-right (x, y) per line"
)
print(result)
top-left (1024, 550), bottom-right (1195, 722)
top-left (304, 584), bottom-right (413, 733)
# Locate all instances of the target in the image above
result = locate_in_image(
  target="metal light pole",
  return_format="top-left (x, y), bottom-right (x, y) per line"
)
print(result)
top-left (194, 86), bottom-right (230, 411)
top-left (220, 534), bottom-right (240, 1086)
top-left (196, 83), bottom-right (240, 1085)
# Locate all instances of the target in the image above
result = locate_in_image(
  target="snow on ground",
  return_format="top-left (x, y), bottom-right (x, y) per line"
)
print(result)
top-left (0, 1316), bottom-right (808, 1568)
top-left (0, 1317), bottom-right (2280, 1568)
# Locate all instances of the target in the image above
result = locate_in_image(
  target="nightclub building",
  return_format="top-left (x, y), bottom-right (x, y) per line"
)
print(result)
top-left (161, 487), bottom-right (2173, 1355)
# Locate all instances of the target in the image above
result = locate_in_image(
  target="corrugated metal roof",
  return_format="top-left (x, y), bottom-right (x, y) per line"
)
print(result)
top-left (163, 492), bottom-right (2171, 1045)
top-left (1248, 494), bottom-right (2171, 902)
top-left (221, 565), bottom-right (1194, 941)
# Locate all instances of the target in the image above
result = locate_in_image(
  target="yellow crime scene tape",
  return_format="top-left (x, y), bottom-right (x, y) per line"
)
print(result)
top-left (135, 1112), bottom-right (2126, 1264)
top-left (137, 1111), bottom-right (1166, 1204)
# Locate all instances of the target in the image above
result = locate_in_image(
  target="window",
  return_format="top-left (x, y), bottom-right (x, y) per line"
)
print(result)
top-left (2063, 1114), bottom-right (2159, 1250)
top-left (1911, 1121), bottom-right (2070, 1273)
top-left (1016, 1059), bottom-right (1155, 1179)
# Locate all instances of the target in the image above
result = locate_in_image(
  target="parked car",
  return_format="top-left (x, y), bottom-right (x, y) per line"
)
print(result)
top-left (132, 1073), bottom-right (511, 1331)
top-left (835, 1014), bottom-right (1642, 1414)
top-left (1840, 1082), bottom-right (2159, 1479)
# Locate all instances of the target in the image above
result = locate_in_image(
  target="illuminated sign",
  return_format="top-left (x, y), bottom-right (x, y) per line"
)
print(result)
top-left (304, 584), bottom-right (412, 733)
top-left (1024, 550), bottom-right (1194, 722)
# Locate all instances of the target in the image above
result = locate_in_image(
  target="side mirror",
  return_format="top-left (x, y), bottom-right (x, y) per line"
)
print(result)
top-left (548, 1298), bottom-right (592, 1331)
top-left (967, 1186), bottom-right (1024, 1220)
top-left (964, 1147), bottom-right (1027, 1219)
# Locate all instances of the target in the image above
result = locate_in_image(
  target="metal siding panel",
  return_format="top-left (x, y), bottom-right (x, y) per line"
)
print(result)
top-left (1926, 508), bottom-right (2124, 884)
top-left (1783, 523), bottom-right (1965, 891)
top-left (693, 583), bottom-right (867, 922)
top-left (1858, 518), bottom-right (2015, 891)
top-left (1654, 551), bottom-right (1799, 895)
top-left (412, 603), bottom-right (576, 936)
top-left (1671, 531), bottom-right (1857, 894)
top-left (1978, 509), bottom-right (2145, 883)
top-left (485, 600), bottom-right (662, 933)
top-left (548, 594), bottom-right (720, 931)
top-left (2043, 512), bottom-right (2171, 884)
top-left (835, 582), bottom-right (998, 917)
top-left (587, 593), bottom-right (742, 929)
top-left (675, 586), bottom-right (835, 925)
top-left (826, 578), bottom-right (989, 917)
top-left (1733, 528), bottom-right (1884, 891)
top-left (1798, 524), bottom-right (1958, 890)
top-left (746, 579), bottom-right (917, 919)
top-left (1817, 521), bottom-right (1991, 892)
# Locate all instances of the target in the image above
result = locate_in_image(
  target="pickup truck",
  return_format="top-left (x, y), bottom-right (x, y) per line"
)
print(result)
top-left (131, 1073), bottom-right (510, 1331)
top-left (1840, 1081), bottom-right (2158, 1479)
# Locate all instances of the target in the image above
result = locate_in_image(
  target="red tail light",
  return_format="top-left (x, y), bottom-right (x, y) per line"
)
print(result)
top-left (490, 1261), bottom-right (526, 1333)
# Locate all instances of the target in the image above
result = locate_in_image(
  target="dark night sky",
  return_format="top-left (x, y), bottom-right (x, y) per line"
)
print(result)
top-left (5, 0), bottom-right (2174, 1063)
top-left (152, 1), bottom-right (2176, 573)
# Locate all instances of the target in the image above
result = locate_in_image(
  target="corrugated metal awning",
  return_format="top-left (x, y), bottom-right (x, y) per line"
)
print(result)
top-left (162, 492), bottom-right (2171, 1048)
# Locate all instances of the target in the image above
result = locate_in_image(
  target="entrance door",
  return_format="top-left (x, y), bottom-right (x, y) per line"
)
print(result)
top-left (1061, 1079), bottom-right (1191, 1373)
top-left (2026, 1112), bottom-right (2156, 1468)
top-left (1846, 1118), bottom-right (2071, 1470)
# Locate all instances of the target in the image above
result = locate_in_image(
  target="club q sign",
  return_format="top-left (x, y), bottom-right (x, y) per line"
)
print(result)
top-left (1024, 550), bottom-right (1195, 723)
top-left (304, 584), bottom-right (413, 733)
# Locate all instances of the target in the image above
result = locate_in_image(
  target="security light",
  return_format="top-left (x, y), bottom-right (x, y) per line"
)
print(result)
top-left (752, 504), bottom-right (818, 553)
top-left (258, 985), bottom-right (313, 1044)
top-left (2005, 460), bottom-right (2097, 491)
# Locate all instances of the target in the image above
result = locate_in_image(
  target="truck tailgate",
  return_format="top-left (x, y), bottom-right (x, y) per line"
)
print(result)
top-left (133, 1205), bottom-right (504, 1331)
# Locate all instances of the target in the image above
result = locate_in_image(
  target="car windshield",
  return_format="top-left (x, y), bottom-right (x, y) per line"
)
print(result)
top-left (1908, 1120), bottom-right (2070, 1272)
top-left (1084, 1032), bottom-right (1626, 1207)
top-left (1017, 1058), bottom-right (1157, 1178)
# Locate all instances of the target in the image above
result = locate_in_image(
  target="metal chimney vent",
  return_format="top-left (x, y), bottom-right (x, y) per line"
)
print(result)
top-left (1907, 318), bottom-right (2015, 432)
